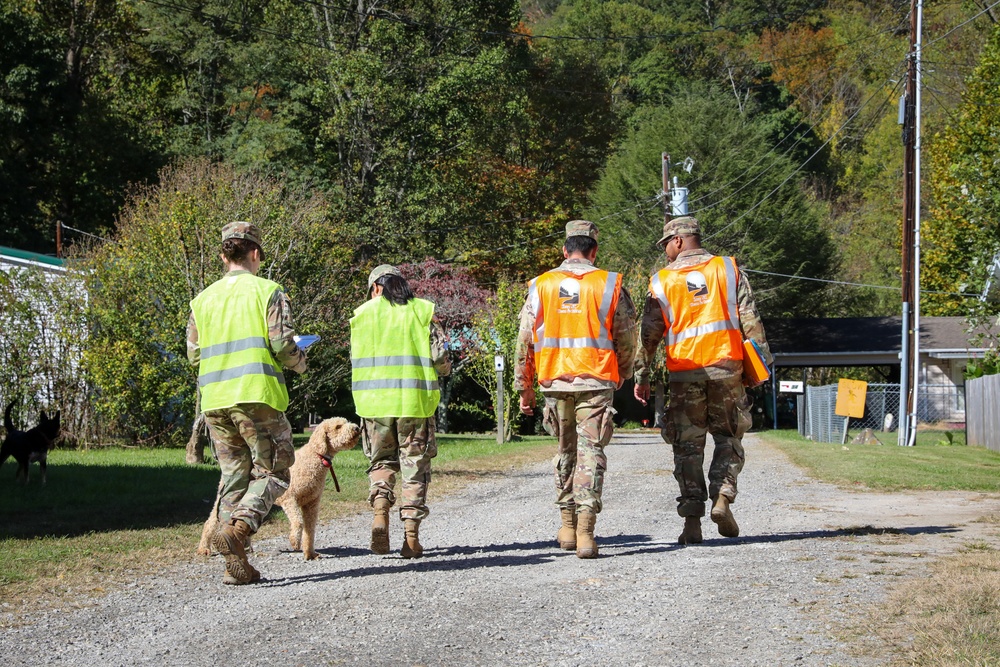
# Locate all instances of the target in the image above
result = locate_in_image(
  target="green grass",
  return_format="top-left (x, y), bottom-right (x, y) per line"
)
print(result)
top-left (760, 429), bottom-right (1000, 492)
top-left (0, 433), bottom-right (554, 606)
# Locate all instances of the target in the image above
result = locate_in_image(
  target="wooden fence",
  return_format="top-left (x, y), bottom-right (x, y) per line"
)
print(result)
top-left (966, 374), bottom-right (1000, 453)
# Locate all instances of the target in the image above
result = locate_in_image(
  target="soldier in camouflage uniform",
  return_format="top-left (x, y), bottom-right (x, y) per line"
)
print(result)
top-left (187, 221), bottom-right (307, 584)
top-left (634, 216), bottom-right (771, 544)
top-left (515, 220), bottom-right (636, 559)
top-left (351, 265), bottom-right (451, 558)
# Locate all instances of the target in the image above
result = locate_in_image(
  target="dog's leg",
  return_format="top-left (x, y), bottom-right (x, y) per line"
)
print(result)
top-left (197, 479), bottom-right (225, 555)
top-left (39, 456), bottom-right (47, 486)
top-left (283, 499), bottom-right (304, 552)
top-left (301, 501), bottom-right (320, 560)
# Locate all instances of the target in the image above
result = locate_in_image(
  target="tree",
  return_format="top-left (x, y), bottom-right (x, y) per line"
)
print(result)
top-left (587, 84), bottom-right (837, 317)
top-left (924, 22), bottom-right (1000, 317)
top-left (81, 158), bottom-right (355, 446)
top-left (468, 276), bottom-right (525, 442)
top-left (399, 258), bottom-right (492, 432)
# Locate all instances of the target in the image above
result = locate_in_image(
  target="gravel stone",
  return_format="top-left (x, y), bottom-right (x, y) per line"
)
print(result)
top-left (2, 431), bottom-right (998, 666)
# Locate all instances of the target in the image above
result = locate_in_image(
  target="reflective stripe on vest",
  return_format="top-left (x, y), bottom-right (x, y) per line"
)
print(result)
top-left (650, 256), bottom-right (743, 373)
top-left (190, 272), bottom-right (288, 412)
top-left (530, 269), bottom-right (621, 384)
top-left (350, 297), bottom-right (440, 419)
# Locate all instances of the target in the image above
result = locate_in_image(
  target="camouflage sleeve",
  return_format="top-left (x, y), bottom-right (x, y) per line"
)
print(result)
top-left (186, 311), bottom-right (200, 367)
top-left (612, 286), bottom-right (637, 388)
top-left (267, 288), bottom-right (308, 374)
top-left (512, 296), bottom-right (536, 391)
top-left (430, 318), bottom-right (452, 377)
top-left (634, 293), bottom-right (666, 386)
top-left (737, 271), bottom-right (773, 366)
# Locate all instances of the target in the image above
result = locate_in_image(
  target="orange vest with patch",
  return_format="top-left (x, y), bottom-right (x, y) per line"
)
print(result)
top-left (530, 269), bottom-right (622, 384)
top-left (649, 256), bottom-right (743, 373)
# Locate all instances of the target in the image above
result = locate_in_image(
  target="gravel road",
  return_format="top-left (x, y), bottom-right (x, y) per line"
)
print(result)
top-left (3, 431), bottom-right (999, 667)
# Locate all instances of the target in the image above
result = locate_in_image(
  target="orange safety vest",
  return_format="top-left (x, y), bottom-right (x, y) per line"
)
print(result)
top-left (529, 268), bottom-right (622, 384)
top-left (649, 256), bottom-right (743, 373)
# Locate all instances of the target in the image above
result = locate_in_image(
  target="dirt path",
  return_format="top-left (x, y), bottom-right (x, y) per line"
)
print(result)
top-left (3, 432), bottom-right (999, 666)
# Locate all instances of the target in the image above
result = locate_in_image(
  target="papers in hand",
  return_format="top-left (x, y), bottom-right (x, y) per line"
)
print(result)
top-left (293, 334), bottom-right (320, 349)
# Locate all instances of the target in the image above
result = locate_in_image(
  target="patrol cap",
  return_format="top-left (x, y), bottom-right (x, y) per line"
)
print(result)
top-left (367, 264), bottom-right (403, 289)
top-left (221, 221), bottom-right (263, 249)
top-left (565, 219), bottom-right (598, 240)
top-left (656, 216), bottom-right (701, 247)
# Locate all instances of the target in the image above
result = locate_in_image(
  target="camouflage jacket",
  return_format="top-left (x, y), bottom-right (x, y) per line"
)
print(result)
top-left (635, 249), bottom-right (772, 384)
top-left (429, 317), bottom-right (452, 377)
top-left (514, 258), bottom-right (637, 393)
top-left (187, 269), bottom-right (308, 374)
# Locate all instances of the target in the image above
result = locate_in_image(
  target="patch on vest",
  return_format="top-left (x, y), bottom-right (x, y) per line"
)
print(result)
top-left (686, 271), bottom-right (711, 306)
top-left (686, 271), bottom-right (708, 296)
top-left (558, 278), bottom-right (581, 313)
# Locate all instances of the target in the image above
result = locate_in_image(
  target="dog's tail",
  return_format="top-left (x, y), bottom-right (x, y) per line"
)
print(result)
top-left (3, 401), bottom-right (14, 434)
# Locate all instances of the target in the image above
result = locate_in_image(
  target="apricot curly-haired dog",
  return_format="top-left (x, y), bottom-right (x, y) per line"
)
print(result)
top-left (196, 417), bottom-right (361, 559)
top-left (275, 417), bottom-right (360, 559)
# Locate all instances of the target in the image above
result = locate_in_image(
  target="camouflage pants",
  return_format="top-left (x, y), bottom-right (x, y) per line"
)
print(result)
top-left (204, 403), bottom-right (295, 533)
top-left (543, 389), bottom-right (616, 514)
top-left (362, 417), bottom-right (437, 521)
top-left (661, 375), bottom-right (751, 518)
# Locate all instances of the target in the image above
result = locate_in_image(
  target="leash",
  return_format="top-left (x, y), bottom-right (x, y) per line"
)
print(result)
top-left (317, 453), bottom-right (341, 493)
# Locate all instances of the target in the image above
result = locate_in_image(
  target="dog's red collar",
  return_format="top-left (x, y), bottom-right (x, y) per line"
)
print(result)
top-left (317, 453), bottom-right (341, 493)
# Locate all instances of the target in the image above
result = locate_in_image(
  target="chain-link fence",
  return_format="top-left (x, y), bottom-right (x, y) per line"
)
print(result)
top-left (798, 383), bottom-right (965, 443)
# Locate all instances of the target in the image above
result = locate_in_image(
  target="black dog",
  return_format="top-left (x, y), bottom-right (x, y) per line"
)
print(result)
top-left (1, 402), bottom-right (60, 484)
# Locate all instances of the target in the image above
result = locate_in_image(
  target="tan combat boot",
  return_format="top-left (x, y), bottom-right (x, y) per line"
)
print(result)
top-left (557, 506), bottom-right (577, 550)
top-left (223, 563), bottom-right (260, 586)
top-left (371, 497), bottom-right (391, 555)
top-left (400, 518), bottom-right (423, 559)
top-left (678, 516), bottom-right (703, 545)
top-left (212, 519), bottom-right (256, 584)
top-left (711, 495), bottom-right (740, 538)
top-left (576, 509), bottom-right (598, 559)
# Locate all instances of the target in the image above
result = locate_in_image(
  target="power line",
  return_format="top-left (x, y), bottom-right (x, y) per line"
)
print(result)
top-left (743, 268), bottom-right (980, 298)
top-left (924, 0), bottom-right (1000, 48)
top-left (59, 222), bottom-right (108, 242)
top-left (697, 66), bottom-right (907, 247)
top-left (289, 0), bottom-right (819, 45)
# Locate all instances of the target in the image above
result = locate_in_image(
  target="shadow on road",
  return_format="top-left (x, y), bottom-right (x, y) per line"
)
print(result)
top-left (613, 523), bottom-right (961, 556)
top-left (261, 534), bottom-right (657, 588)
top-left (260, 524), bottom-right (959, 588)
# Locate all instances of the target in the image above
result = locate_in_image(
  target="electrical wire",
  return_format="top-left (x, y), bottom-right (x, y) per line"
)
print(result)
top-left (289, 0), bottom-right (819, 45)
top-left (697, 66), bottom-right (907, 246)
top-left (59, 222), bottom-right (108, 242)
top-left (924, 0), bottom-right (1000, 48)
top-left (742, 268), bottom-right (981, 298)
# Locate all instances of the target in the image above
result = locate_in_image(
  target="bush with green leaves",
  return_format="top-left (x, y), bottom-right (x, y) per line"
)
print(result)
top-left (81, 158), bottom-right (356, 446)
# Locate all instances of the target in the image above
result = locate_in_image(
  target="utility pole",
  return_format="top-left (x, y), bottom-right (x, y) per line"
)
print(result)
top-left (56, 220), bottom-right (62, 258)
top-left (653, 153), bottom-right (671, 428)
top-left (899, 0), bottom-right (923, 446)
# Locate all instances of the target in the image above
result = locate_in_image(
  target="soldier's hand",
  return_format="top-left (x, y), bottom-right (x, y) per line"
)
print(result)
top-left (634, 383), bottom-right (650, 406)
top-left (519, 388), bottom-right (535, 415)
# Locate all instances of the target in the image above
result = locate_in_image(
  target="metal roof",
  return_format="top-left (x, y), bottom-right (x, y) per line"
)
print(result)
top-left (0, 245), bottom-right (66, 272)
top-left (764, 316), bottom-right (996, 367)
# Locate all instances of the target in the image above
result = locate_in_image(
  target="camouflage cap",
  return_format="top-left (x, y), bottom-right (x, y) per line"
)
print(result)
top-left (656, 216), bottom-right (701, 247)
top-left (221, 221), bottom-right (263, 248)
top-left (565, 219), bottom-right (598, 240)
top-left (367, 264), bottom-right (403, 289)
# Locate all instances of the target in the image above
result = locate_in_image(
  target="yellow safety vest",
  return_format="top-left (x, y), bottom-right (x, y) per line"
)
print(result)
top-left (350, 297), bottom-right (440, 419)
top-left (191, 272), bottom-right (288, 412)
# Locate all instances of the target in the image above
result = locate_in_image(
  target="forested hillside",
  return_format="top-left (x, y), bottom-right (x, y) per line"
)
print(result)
top-left (3, 0), bottom-right (1000, 441)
